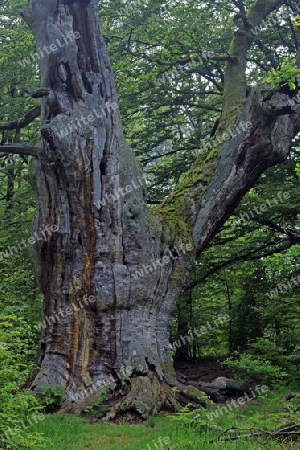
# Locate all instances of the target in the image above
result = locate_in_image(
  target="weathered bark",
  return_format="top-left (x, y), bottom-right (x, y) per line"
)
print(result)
top-left (161, 86), bottom-right (300, 259)
top-left (21, 0), bottom-right (195, 417)
top-left (19, 0), bottom-right (300, 417)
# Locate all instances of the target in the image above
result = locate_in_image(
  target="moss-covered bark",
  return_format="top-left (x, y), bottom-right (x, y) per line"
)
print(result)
top-left (157, 84), bottom-right (300, 258)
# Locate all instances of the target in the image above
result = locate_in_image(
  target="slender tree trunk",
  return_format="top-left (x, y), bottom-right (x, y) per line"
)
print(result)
top-left (225, 281), bottom-right (233, 355)
top-left (5, 160), bottom-right (14, 212)
top-left (20, 0), bottom-right (300, 417)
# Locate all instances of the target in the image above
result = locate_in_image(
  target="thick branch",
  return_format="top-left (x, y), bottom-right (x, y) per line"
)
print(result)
top-left (0, 106), bottom-right (41, 131)
top-left (158, 84), bottom-right (300, 257)
top-left (232, 0), bottom-right (247, 15)
top-left (21, 85), bottom-right (50, 98)
top-left (222, 0), bottom-right (286, 117)
top-left (0, 143), bottom-right (41, 157)
top-left (255, 218), bottom-right (299, 241)
top-left (187, 239), bottom-right (295, 290)
top-left (247, 0), bottom-right (287, 28)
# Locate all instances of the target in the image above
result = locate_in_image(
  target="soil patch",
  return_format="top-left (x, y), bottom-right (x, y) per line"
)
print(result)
top-left (174, 356), bottom-right (235, 383)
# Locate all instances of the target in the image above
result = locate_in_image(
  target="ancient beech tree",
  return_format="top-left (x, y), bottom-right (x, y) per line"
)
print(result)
top-left (0, 0), bottom-right (299, 416)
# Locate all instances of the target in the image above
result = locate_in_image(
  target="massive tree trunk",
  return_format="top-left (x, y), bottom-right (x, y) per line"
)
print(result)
top-left (15, 0), bottom-right (299, 417)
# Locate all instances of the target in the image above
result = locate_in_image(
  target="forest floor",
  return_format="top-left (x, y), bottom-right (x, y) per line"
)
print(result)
top-left (22, 358), bottom-right (300, 450)
top-left (174, 356), bottom-right (235, 382)
top-left (25, 390), bottom-right (300, 449)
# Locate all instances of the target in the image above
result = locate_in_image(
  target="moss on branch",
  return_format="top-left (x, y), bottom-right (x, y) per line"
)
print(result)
top-left (155, 105), bottom-right (244, 244)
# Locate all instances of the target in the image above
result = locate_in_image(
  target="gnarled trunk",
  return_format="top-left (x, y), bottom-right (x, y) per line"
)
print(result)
top-left (20, 0), bottom-right (299, 417)
top-left (22, 0), bottom-right (196, 416)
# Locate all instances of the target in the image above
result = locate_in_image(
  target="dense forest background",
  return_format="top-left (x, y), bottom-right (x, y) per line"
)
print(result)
top-left (0, 0), bottom-right (299, 448)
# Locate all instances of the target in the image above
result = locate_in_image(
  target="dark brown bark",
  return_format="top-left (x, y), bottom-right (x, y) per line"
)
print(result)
top-left (18, 0), bottom-right (300, 417)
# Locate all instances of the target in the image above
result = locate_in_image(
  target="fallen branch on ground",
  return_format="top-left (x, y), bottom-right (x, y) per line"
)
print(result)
top-left (206, 423), bottom-right (300, 444)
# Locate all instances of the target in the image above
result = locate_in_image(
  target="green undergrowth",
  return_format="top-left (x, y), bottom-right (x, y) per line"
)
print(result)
top-left (22, 388), bottom-right (300, 450)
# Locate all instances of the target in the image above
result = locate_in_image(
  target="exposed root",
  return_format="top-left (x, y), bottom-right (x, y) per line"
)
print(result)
top-left (61, 371), bottom-right (208, 420)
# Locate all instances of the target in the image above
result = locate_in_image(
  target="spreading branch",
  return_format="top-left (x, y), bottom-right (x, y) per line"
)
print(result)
top-left (0, 143), bottom-right (41, 157)
top-left (159, 83), bottom-right (300, 258)
top-left (255, 218), bottom-right (299, 241)
top-left (21, 85), bottom-right (50, 98)
top-left (232, 0), bottom-right (247, 15)
top-left (187, 239), bottom-right (294, 289)
top-left (222, 0), bottom-right (286, 117)
top-left (0, 105), bottom-right (41, 132)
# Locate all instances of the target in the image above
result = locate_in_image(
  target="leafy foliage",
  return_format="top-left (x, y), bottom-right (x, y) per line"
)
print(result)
top-left (84, 389), bottom-right (110, 418)
top-left (0, 314), bottom-right (48, 449)
top-left (223, 352), bottom-right (288, 387)
top-left (37, 385), bottom-right (65, 413)
top-left (263, 57), bottom-right (300, 90)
